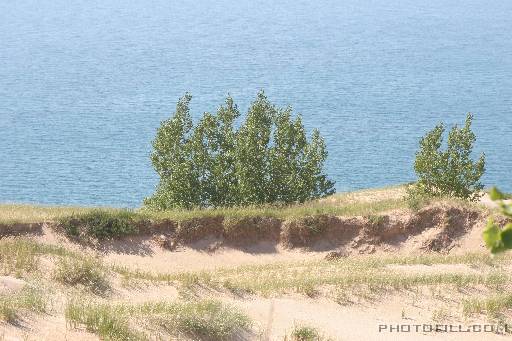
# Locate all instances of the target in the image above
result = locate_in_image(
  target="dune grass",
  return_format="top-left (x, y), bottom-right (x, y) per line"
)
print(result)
top-left (65, 298), bottom-right (251, 341)
top-left (1, 185), bottom-right (493, 231)
top-left (114, 252), bottom-right (509, 298)
top-left (0, 238), bottom-right (79, 277)
top-left (54, 256), bottom-right (111, 294)
top-left (463, 293), bottom-right (512, 319)
top-left (0, 287), bottom-right (46, 323)
top-left (57, 210), bottom-right (140, 241)
top-left (0, 186), bottom-right (410, 226)
top-left (0, 204), bottom-right (106, 225)
top-left (290, 325), bottom-right (323, 341)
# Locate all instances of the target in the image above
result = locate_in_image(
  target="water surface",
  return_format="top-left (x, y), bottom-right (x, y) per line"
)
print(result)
top-left (1, 0), bottom-right (511, 207)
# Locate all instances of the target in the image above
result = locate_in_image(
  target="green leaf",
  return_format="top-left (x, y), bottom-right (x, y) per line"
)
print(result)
top-left (501, 204), bottom-right (512, 218)
top-left (483, 220), bottom-right (501, 250)
top-left (501, 226), bottom-right (512, 249)
top-left (490, 187), bottom-right (506, 201)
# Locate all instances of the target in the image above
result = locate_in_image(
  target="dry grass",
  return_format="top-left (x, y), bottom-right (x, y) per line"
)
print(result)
top-left (0, 287), bottom-right (46, 323)
top-left (0, 186), bottom-right (412, 226)
top-left (114, 252), bottom-right (510, 299)
top-left (463, 293), bottom-right (512, 319)
top-left (0, 238), bottom-right (78, 277)
top-left (1, 235), bottom-right (511, 339)
top-left (289, 325), bottom-right (322, 341)
top-left (0, 204), bottom-right (107, 225)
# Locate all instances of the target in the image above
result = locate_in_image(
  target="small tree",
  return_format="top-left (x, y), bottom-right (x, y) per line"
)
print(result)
top-left (145, 91), bottom-right (335, 209)
top-left (412, 113), bottom-right (485, 201)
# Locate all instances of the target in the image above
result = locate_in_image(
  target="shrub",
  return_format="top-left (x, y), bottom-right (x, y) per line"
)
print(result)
top-left (58, 210), bottom-right (138, 241)
top-left (411, 113), bottom-right (485, 201)
top-left (54, 256), bottom-right (110, 294)
top-left (145, 91), bottom-right (335, 210)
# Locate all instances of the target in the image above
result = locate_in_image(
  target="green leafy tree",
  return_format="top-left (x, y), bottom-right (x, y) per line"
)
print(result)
top-left (268, 108), bottom-right (308, 203)
top-left (189, 97), bottom-right (240, 206)
top-left (234, 92), bottom-right (276, 205)
top-left (412, 113), bottom-right (485, 201)
top-left (483, 187), bottom-right (512, 254)
top-left (144, 94), bottom-right (201, 209)
top-left (145, 91), bottom-right (335, 209)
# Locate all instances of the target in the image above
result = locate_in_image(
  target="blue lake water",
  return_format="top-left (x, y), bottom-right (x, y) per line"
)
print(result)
top-left (1, 0), bottom-right (511, 207)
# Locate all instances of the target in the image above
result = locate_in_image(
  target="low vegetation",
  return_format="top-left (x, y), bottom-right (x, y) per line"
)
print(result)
top-left (0, 238), bottom-right (74, 277)
top-left (65, 299), bottom-right (251, 340)
top-left (0, 287), bottom-right (46, 323)
top-left (0, 190), bottom-right (405, 225)
top-left (58, 209), bottom-right (139, 241)
top-left (463, 293), bottom-right (512, 319)
top-left (1, 187), bottom-right (412, 243)
top-left (290, 325), bottom-right (322, 341)
top-left (54, 256), bottom-right (110, 294)
top-left (0, 230), bottom-right (511, 339)
top-left (115, 252), bottom-right (509, 298)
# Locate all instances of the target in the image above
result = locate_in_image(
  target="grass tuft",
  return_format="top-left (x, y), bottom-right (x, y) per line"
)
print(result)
top-left (0, 287), bottom-right (46, 323)
top-left (291, 325), bottom-right (321, 341)
top-left (65, 299), bottom-right (251, 341)
top-left (66, 300), bottom-right (140, 340)
top-left (54, 256), bottom-right (110, 294)
top-left (463, 294), bottom-right (512, 319)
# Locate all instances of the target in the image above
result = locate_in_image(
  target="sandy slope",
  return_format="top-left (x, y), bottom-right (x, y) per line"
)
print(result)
top-left (1, 196), bottom-right (511, 340)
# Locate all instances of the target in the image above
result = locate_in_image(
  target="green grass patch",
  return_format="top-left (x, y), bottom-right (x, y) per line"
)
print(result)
top-left (1, 186), bottom-right (410, 226)
top-left (54, 256), bottom-right (110, 294)
top-left (66, 299), bottom-right (141, 340)
top-left (146, 196), bottom-right (408, 221)
top-left (65, 299), bottom-right (251, 341)
top-left (290, 325), bottom-right (322, 341)
top-left (0, 204), bottom-right (104, 225)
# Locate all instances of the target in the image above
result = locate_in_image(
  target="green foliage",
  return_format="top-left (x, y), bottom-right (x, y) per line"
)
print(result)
top-left (405, 184), bottom-right (432, 210)
top-left (411, 113), bottom-right (485, 201)
top-left (58, 210), bottom-right (138, 241)
top-left (483, 187), bottom-right (512, 254)
top-left (145, 91), bottom-right (335, 209)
